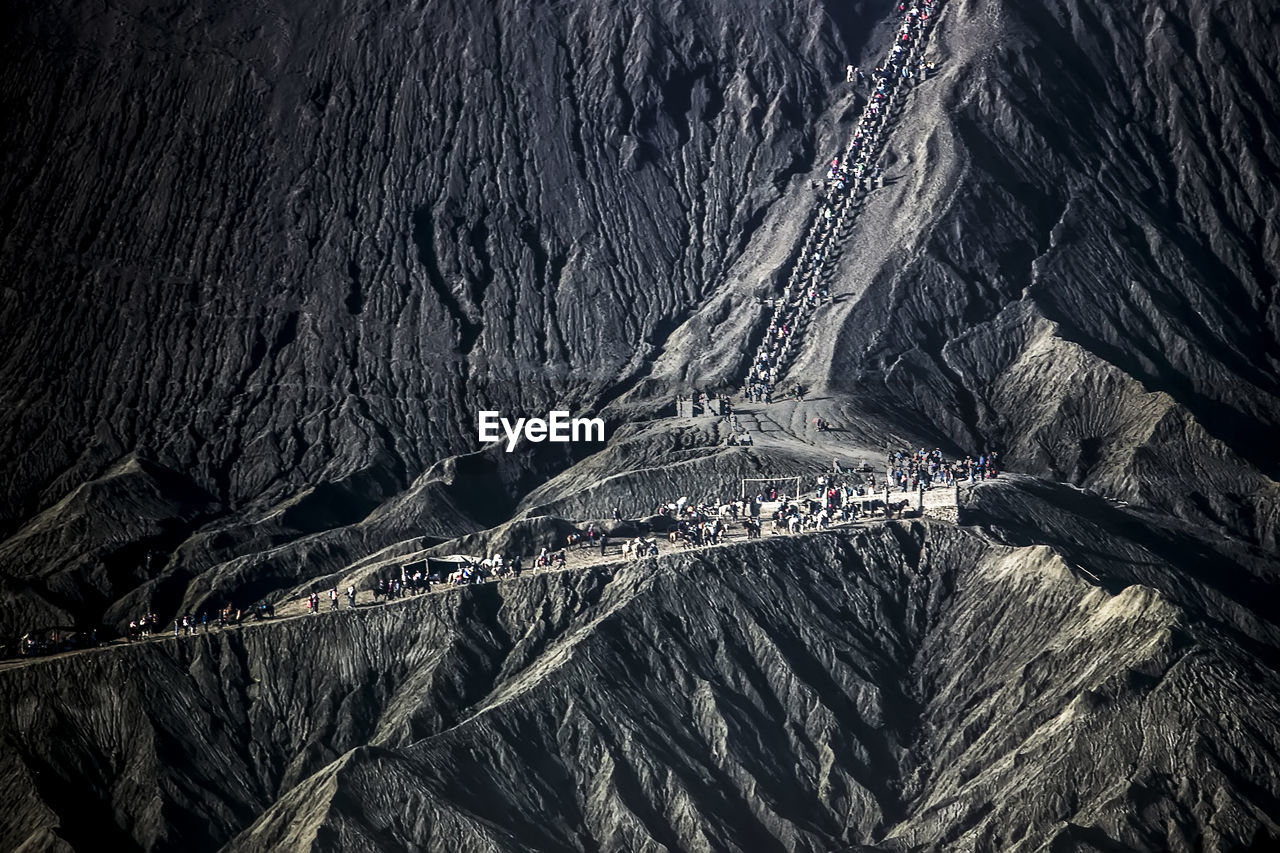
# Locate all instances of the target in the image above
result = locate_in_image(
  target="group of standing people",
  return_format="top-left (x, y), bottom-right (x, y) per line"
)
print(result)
top-left (887, 447), bottom-right (998, 490)
top-left (306, 585), bottom-right (359, 613)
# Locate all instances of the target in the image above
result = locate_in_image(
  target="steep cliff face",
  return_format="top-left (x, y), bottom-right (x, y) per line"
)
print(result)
top-left (2, 518), bottom-right (1277, 852)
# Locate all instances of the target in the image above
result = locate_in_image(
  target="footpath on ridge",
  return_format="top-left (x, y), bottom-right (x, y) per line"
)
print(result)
top-left (0, 515), bottom-right (910, 671)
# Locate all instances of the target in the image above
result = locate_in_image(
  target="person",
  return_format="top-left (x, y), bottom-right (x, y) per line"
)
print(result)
top-left (846, 64), bottom-right (856, 83)
top-left (330, 588), bottom-right (339, 611)
top-left (600, 533), bottom-right (608, 556)
top-left (347, 585), bottom-right (357, 608)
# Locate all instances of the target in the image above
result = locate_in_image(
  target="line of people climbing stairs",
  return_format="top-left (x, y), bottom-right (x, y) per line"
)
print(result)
top-left (742, 0), bottom-right (944, 408)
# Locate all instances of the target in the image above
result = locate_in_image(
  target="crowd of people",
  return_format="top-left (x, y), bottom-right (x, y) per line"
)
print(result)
top-left (887, 447), bottom-right (999, 490)
top-left (758, 474), bottom-right (887, 532)
top-left (744, 0), bottom-right (942, 407)
top-left (644, 469), bottom-right (923, 542)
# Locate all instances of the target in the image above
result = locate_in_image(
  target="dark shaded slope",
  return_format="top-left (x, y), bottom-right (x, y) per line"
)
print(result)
top-left (0, 0), bottom-right (844, 518)
top-left (964, 475), bottom-right (1280, 650)
top-left (0, 564), bottom-right (622, 852)
top-left (0, 456), bottom-right (219, 638)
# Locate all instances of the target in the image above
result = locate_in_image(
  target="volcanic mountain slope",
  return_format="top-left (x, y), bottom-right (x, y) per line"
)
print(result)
top-left (634, 0), bottom-right (1280, 548)
top-left (762, 0), bottom-right (1280, 545)
top-left (2, 0), bottom-right (1280, 849)
top-left (2, 501), bottom-right (1279, 852)
top-left (0, 0), bottom-right (868, 636)
top-left (0, 0), bottom-right (880, 633)
top-left (3, 0), bottom-right (1278, 639)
